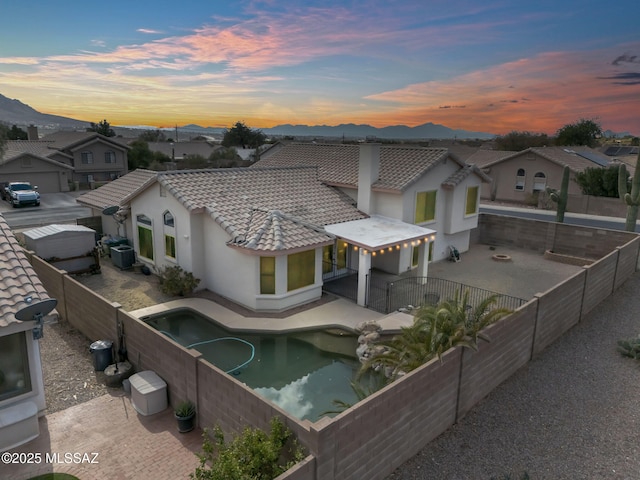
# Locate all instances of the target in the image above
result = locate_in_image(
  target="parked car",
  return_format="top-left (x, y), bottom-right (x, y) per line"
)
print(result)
top-left (4, 181), bottom-right (40, 207)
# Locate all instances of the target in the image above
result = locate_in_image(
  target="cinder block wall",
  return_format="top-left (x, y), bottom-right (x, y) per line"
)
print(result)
top-left (120, 311), bottom-right (200, 409)
top-left (62, 275), bottom-right (119, 345)
top-left (29, 254), bottom-right (67, 320)
top-left (457, 299), bottom-right (538, 419)
top-left (328, 348), bottom-right (463, 480)
top-left (478, 214), bottom-right (637, 259)
top-left (581, 250), bottom-right (618, 317)
top-left (533, 271), bottom-right (585, 356)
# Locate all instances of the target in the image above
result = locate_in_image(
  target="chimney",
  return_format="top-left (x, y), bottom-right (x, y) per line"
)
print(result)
top-left (27, 125), bottom-right (39, 140)
top-left (357, 143), bottom-right (380, 214)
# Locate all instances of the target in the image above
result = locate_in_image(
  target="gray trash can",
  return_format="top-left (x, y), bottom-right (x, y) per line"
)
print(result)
top-left (90, 340), bottom-right (113, 371)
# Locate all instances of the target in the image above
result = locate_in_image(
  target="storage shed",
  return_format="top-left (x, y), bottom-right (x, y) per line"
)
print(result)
top-left (23, 224), bottom-right (99, 274)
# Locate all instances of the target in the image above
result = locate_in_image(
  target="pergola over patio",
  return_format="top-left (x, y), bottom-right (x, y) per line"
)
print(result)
top-left (325, 215), bottom-right (436, 306)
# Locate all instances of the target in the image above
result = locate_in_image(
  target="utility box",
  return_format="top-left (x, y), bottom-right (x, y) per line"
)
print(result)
top-left (111, 245), bottom-right (135, 270)
top-left (129, 371), bottom-right (167, 416)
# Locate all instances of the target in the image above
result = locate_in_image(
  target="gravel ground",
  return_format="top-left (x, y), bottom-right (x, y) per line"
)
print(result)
top-left (386, 271), bottom-right (640, 480)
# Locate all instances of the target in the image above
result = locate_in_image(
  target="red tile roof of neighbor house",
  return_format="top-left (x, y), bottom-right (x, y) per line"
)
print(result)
top-left (76, 169), bottom-right (158, 210)
top-left (255, 142), bottom-right (490, 191)
top-left (154, 166), bottom-right (366, 252)
top-left (0, 214), bottom-right (52, 328)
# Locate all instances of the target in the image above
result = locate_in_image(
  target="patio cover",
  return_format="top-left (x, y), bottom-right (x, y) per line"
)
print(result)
top-left (324, 214), bottom-right (436, 251)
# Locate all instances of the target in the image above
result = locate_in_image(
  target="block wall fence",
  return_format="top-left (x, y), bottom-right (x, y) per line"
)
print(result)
top-left (27, 215), bottom-right (640, 480)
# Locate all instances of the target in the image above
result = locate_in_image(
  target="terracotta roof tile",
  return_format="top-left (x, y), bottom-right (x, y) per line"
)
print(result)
top-left (77, 169), bottom-right (157, 210)
top-left (256, 143), bottom-right (476, 191)
top-left (0, 214), bottom-right (52, 327)
top-left (157, 167), bottom-right (365, 252)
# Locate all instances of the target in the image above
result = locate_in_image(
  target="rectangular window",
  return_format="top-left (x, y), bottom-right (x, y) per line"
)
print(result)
top-left (415, 190), bottom-right (437, 224)
top-left (411, 245), bottom-right (419, 267)
top-left (322, 245), bottom-right (333, 274)
top-left (0, 332), bottom-right (32, 403)
top-left (81, 151), bottom-right (93, 164)
top-left (104, 151), bottom-right (116, 163)
top-left (260, 256), bottom-right (276, 294)
top-left (164, 235), bottom-right (176, 259)
top-left (336, 241), bottom-right (347, 269)
top-left (287, 250), bottom-right (315, 291)
top-left (465, 186), bottom-right (479, 215)
top-left (20, 158), bottom-right (32, 168)
top-left (138, 226), bottom-right (154, 260)
top-left (428, 241), bottom-right (434, 262)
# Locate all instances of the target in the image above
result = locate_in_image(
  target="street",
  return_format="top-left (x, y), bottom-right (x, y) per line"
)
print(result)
top-left (0, 192), bottom-right (92, 230)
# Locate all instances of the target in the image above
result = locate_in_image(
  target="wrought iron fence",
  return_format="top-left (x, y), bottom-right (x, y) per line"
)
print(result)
top-left (370, 275), bottom-right (526, 314)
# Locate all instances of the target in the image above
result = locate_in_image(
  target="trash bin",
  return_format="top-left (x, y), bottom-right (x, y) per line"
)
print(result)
top-left (89, 340), bottom-right (113, 371)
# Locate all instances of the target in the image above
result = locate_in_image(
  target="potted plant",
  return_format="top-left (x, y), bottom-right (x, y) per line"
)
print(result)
top-left (174, 400), bottom-right (196, 433)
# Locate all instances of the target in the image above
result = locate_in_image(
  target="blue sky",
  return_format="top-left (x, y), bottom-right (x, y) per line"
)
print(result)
top-left (1, 0), bottom-right (639, 135)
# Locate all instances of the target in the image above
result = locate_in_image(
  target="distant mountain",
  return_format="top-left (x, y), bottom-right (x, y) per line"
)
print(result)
top-left (175, 121), bottom-right (495, 140)
top-left (263, 122), bottom-right (495, 140)
top-left (0, 93), bottom-right (89, 130)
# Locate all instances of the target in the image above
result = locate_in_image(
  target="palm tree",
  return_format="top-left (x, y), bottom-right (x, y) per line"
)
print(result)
top-left (360, 290), bottom-right (512, 381)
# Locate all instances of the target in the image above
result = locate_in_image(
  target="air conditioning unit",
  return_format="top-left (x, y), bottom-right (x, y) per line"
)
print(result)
top-left (111, 245), bottom-right (135, 270)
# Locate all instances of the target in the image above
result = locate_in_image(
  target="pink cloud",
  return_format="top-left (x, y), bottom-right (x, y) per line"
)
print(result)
top-left (364, 46), bottom-right (640, 134)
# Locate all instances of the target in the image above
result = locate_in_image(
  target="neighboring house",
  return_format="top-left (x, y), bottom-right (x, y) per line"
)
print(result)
top-left (470, 146), bottom-right (613, 203)
top-left (40, 131), bottom-right (129, 186)
top-left (0, 214), bottom-right (56, 451)
top-left (0, 141), bottom-right (74, 193)
top-left (0, 129), bottom-right (129, 192)
top-left (77, 143), bottom-right (487, 312)
top-left (145, 140), bottom-right (222, 162)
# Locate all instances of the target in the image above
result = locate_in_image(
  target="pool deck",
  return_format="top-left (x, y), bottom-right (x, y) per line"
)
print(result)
top-left (130, 296), bottom-right (412, 333)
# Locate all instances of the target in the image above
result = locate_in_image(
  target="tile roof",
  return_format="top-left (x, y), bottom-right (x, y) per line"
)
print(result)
top-left (156, 167), bottom-right (366, 252)
top-left (0, 141), bottom-right (74, 169)
top-left (76, 169), bottom-right (157, 210)
top-left (256, 143), bottom-right (453, 192)
top-left (0, 214), bottom-right (52, 327)
top-left (465, 149), bottom-right (516, 168)
top-left (482, 146), bottom-right (613, 172)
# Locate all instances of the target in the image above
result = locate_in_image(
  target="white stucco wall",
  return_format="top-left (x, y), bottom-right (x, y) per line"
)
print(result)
top-left (129, 183), bottom-right (195, 276)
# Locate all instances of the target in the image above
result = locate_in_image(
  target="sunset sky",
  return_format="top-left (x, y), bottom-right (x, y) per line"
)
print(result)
top-left (1, 1), bottom-right (639, 135)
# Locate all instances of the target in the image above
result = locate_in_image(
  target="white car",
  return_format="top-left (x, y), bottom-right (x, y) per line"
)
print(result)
top-left (5, 181), bottom-right (40, 207)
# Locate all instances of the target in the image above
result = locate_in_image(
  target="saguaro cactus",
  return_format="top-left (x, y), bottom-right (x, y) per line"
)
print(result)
top-left (547, 165), bottom-right (570, 222)
top-left (618, 150), bottom-right (640, 232)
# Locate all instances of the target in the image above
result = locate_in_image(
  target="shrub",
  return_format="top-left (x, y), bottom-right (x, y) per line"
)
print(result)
top-left (157, 265), bottom-right (200, 296)
top-left (191, 417), bottom-right (305, 480)
top-left (617, 334), bottom-right (640, 360)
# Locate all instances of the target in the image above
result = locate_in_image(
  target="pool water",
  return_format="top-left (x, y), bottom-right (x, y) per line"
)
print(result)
top-left (142, 308), bottom-right (365, 421)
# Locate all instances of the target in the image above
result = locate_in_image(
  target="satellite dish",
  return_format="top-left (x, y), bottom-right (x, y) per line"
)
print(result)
top-left (102, 205), bottom-right (120, 216)
top-left (16, 298), bottom-right (58, 340)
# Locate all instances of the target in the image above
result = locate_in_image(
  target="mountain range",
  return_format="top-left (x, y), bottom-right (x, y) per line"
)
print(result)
top-left (0, 93), bottom-right (497, 139)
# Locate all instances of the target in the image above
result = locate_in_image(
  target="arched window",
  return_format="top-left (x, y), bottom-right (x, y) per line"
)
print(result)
top-left (515, 168), bottom-right (526, 191)
top-left (533, 172), bottom-right (546, 192)
top-left (163, 211), bottom-right (176, 260)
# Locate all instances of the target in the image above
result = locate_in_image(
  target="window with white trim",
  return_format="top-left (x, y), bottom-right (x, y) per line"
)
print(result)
top-left (163, 211), bottom-right (176, 259)
top-left (81, 151), bottom-right (93, 164)
top-left (104, 151), bottom-right (116, 163)
top-left (515, 168), bottom-right (525, 191)
top-left (533, 172), bottom-right (547, 192)
top-left (137, 214), bottom-right (154, 260)
top-left (0, 332), bottom-right (32, 403)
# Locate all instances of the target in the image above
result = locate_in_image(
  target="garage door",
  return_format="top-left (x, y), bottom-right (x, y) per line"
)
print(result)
top-left (0, 173), bottom-right (61, 193)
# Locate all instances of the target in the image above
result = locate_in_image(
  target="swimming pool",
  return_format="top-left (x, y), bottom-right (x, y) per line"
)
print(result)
top-left (141, 308), bottom-right (365, 421)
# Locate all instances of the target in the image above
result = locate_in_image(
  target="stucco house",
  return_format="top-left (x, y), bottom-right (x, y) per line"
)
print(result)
top-left (467, 146), bottom-right (613, 203)
top-left (0, 141), bottom-right (75, 193)
top-left (77, 143), bottom-right (488, 312)
top-left (0, 214), bottom-right (56, 452)
top-left (0, 130), bottom-right (129, 193)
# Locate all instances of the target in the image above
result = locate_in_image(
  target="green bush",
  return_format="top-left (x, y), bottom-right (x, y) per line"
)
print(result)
top-left (617, 334), bottom-right (640, 360)
top-left (158, 265), bottom-right (200, 296)
top-left (191, 417), bottom-right (305, 480)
